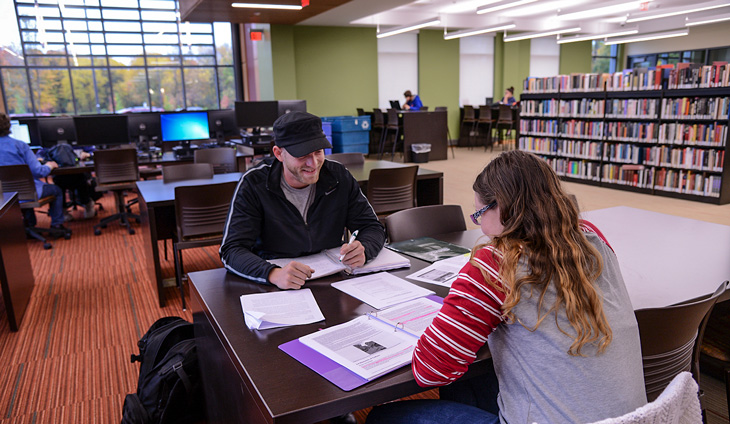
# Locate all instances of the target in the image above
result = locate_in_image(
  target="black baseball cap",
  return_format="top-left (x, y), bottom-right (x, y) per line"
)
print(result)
top-left (273, 111), bottom-right (332, 158)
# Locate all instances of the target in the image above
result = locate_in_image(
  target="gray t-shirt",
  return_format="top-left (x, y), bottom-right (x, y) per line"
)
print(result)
top-left (280, 175), bottom-right (315, 223)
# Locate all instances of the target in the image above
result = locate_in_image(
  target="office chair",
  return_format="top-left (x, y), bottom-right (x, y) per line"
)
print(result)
top-left (476, 105), bottom-right (495, 151)
top-left (495, 104), bottom-right (516, 149)
top-left (162, 163), bottom-right (214, 183)
top-left (194, 148), bottom-right (237, 174)
top-left (384, 205), bottom-right (466, 243)
top-left (434, 107), bottom-right (456, 159)
top-left (634, 281), bottom-right (726, 401)
top-left (380, 109), bottom-right (401, 161)
top-left (173, 181), bottom-right (237, 310)
top-left (366, 165), bottom-right (418, 218)
top-left (461, 105), bottom-right (478, 149)
top-left (0, 164), bottom-right (71, 249)
top-left (92, 149), bottom-right (140, 236)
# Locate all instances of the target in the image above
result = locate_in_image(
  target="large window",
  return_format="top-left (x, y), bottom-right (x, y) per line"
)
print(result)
top-left (591, 40), bottom-right (618, 74)
top-left (0, 0), bottom-right (235, 116)
top-left (628, 46), bottom-right (730, 69)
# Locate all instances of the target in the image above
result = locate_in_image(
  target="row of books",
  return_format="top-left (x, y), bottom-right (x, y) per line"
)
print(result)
top-left (521, 99), bottom-right (661, 119)
top-left (519, 119), bottom-right (558, 136)
top-left (523, 62), bottom-right (730, 93)
top-left (605, 121), bottom-right (657, 143)
top-left (643, 146), bottom-right (725, 172)
top-left (559, 99), bottom-right (605, 118)
top-left (658, 122), bottom-right (727, 146)
top-left (520, 119), bottom-right (605, 140)
top-left (541, 157), bottom-right (601, 181)
top-left (605, 99), bottom-right (659, 119)
top-left (603, 143), bottom-right (642, 164)
top-left (602, 164), bottom-right (653, 188)
top-left (660, 97), bottom-right (730, 120)
top-left (520, 138), bottom-right (602, 160)
top-left (655, 169), bottom-right (722, 197)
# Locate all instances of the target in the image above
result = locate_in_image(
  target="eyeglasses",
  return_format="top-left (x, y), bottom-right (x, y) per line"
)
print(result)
top-left (470, 202), bottom-right (497, 225)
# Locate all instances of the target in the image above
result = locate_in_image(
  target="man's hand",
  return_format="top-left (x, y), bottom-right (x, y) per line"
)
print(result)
top-left (45, 161), bottom-right (59, 170)
top-left (268, 261), bottom-right (314, 290)
top-left (403, 103), bottom-right (411, 110)
top-left (340, 240), bottom-right (365, 269)
top-left (79, 151), bottom-right (91, 160)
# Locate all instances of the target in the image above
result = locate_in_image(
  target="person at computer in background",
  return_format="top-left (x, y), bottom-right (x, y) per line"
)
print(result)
top-left (220, 111), bottom-right (386, 290)
top-left (0, 112), bottom-right (68, 231)
top-left (37, 144), bottom-right (98, 220)
top-left (499, 86), bottom-right (516, 105)
top-left (366, 150), bottom-right (645, 424)
top-left (403, 90), bottom-right (423, 111)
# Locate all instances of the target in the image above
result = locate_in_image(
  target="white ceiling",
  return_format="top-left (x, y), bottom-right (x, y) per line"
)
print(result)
top-left (300, 0), bottom-right (730, 39)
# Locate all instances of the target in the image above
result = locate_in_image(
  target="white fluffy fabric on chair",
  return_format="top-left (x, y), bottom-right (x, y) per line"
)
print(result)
top-left (589, 372), bottom-right (702, 424)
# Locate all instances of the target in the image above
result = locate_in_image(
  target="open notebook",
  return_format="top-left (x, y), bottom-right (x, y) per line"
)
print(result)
top-left (267, 247), bottom-right (410, 280)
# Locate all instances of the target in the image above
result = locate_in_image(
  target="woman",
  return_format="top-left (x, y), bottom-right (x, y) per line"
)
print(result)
top-left (500, 87), bottom-right (516, 105)
top-left (367, 151), bottom-right (646, 423)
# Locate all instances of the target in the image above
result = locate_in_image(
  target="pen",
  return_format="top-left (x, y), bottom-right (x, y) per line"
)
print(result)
top-left (340, 230), bottom-right (359, 261)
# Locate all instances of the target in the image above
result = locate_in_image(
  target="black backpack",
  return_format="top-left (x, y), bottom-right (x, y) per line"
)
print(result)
top-left (44, 144), bottom-right (78, 167)
top-left (121, 317), bottom-right (205, 424)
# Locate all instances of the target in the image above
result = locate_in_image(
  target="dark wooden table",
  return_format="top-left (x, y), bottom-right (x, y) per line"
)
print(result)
top-left (136, 173), bottom-right (244, 307)
top-left (190, 230), bottom-right (489, 424)
top-left (0, 192), bottom-right (36, 331)
top-left (346, 160), bottom-right (444, 206)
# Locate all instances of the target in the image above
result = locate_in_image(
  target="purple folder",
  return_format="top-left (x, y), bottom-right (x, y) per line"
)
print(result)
top-left (278, 294), bottom-right (444, 391)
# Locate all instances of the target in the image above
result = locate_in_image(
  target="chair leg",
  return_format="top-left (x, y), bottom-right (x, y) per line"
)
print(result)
top-left (391, 128), bottom-right (399, 162)
top-left (25, 227), bottom-right (52, 250)
top-left (447, 127), bottom-right (455, 159)
top-left (378, 128), bottom-right (388, 160)
top-left (173, 244), bottom-right (187, 311)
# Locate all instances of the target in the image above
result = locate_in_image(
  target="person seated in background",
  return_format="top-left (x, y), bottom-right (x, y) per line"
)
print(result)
top-left (366, 150), bottom-right (646, 424)
top-left (500, 86), bottom-right (516, 105)
top-left (0, 112), bottom-right (69, 233)
top-left (403, 90), bottom-right (423, 111)
top-left (38, 144), bottom-right (99, 220)
top-left (220, 111), bottom-right (386, 290)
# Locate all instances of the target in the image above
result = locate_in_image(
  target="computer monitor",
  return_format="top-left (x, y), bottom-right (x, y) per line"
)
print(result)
top-left (127, 113), bottom-right (161, 146)
top-left (159, 112), bottom-right (210, 142)
top-left (389, 100), bottom-right (401, 110)
top-left (485, 97), bottom-right (493, 106)
top-left (16, 118), bottom-right (42, 146)
top-left (73, 115), bottom-right (130, 147)
top-left (9, 121), bottom-right (32, 145)
top-left (235, 101), bottom-right (279, 134)
top-left (207, 109), bottom-right (238, 144)
top-left (38, 117), bottom-right (77, 147)
top-left (277, 100), bottom-right (307, 117)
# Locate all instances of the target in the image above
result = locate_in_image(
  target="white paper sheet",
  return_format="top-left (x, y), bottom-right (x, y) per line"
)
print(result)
top-left (240, 289), bottom-right (325, 330)
top-left (405, 254), bottom-right (470, 287)
top-left (266, 248), bottom-right (346, 280)
top-left (331, 272), bottom-right (434, 309)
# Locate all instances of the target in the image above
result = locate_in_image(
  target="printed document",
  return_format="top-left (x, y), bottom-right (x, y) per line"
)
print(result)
top-left (331, 272), bottom-right (434, 309)
top-left (406, 254), bottom-right (470, 287)
top-left (267, 248), bottom-right (347, 280)
top-left (240, 289), bottom-right (325, 330)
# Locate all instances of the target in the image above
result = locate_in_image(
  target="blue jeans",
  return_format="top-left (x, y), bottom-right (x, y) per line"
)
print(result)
top-left (24, 184), bottom-right (64, 227)
top-left (366, 359), bottom-right (501, 424)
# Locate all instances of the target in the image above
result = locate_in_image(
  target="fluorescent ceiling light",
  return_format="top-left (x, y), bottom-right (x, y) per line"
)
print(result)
top-left (685, 12), bottom-right (730, 26)
top-left (231, 2), bottom-right (303, 10)
top-left (444, 23), bottom-right (516, 40)
top-left (556, 28), bottom-right (638, 43)
top-left (604, 29), bottom-right (689, 45)
top-left (477, 0), bottom-right (539, 15)
top-left (626, 2), bottom-right (730, 23)
top-left (504, 26), bottom-right (581, 42)
top-left (558, 1), bottom-right (646, 20)
top-left (440, 0), bottom-right (502, 14)
top-left (376, 18), bottom-right (441, 39)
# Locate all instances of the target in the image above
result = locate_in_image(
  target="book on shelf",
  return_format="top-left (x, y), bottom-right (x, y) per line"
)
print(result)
top-left (279, 296), bottom-right (443, 390)
top-left (267, 246), bottom-right (411, 280)
top-left (386, 237), bottom-right (471, 263)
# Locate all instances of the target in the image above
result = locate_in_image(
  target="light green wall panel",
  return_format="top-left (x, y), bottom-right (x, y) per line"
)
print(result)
top-left (502, 38), bottom-right (530, 99)
top-left (494, 33), bottom-right (505, 104)
top-left (270, 25), bottom-right (297, 100)
top-left (559, 41), bottom-right (592, 74)
top-left (418, 29), bottom-right (460, 140)
top-left (271, 25), bottom-right (378, 117)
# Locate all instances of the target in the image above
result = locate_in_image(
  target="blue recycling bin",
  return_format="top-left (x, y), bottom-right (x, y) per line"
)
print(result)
top-left (322, 116), bottom-right (371, 154)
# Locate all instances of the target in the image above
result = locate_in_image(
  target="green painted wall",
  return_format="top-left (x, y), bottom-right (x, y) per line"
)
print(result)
top-left (270, 25), bottom-right (378, 117)
top-left (559, 41), bottom-right (592, 74)
top-left (418, 29), bottom-right (460, 140)
top-left (493, 33), bottom-right (505, 103)
top-left (502, 38), bottom-right (530, 99)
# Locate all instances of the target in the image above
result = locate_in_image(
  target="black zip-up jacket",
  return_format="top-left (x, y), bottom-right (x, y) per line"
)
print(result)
top-left (219, 157), bottom-right (386, 284)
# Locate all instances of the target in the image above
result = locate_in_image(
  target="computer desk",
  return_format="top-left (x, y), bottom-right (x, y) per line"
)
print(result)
top-left (0, 192), bottom-right (35, 331)
top-left (189, 230), bottom-right (491, 424)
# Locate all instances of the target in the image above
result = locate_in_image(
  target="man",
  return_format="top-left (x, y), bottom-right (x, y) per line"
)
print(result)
top-left (220, 111), bottom-right (386, 290)
top-left (403, 90), bottom-right (423, 111)
top-left (0, 112), bottom-right (68, 232)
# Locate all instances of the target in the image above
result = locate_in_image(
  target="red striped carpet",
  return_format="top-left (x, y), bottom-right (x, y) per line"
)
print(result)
top-left (0, 190), bottom-right (436, 423)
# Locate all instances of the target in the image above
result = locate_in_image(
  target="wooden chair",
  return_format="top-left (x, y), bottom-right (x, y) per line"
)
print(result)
top-left (0, 164), bottom-right (71, 249)
top-left (434, 106), bottom-right (455, 159)
top-left (173, 181), bottom-right (237, 310)
top-left (634, 281), bottom-right (726, 401)
top-left (370, 109), bottom-right (386, 157)
top-left (495, 104), bottom-right (516, 149)
top-left (380, 108), bottom-right (401, 161)
top-left (476, 105), bottom-right (495, 151)
top-left (326, 153), bottom-right (365, 166)
top-left (461, 105), bottom-right (478, 148)
top-left (356, 108), bottom-right (365, 116)
top-left (162, 163), bottom-right (214, 183)
top-left (92, 149), bottom-right (140, 236)
top-left (420, 106), bottom-right (429, 111)
top-left (366, 165), bottom-right (418, 217)
top-left (194, 147), bottom-right (237, 174)
top-left (384, 205), bottom-right (466, 243)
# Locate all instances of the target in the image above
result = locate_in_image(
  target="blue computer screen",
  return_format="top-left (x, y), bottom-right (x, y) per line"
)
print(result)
top-left (159, 112), bottom-right (210, 142)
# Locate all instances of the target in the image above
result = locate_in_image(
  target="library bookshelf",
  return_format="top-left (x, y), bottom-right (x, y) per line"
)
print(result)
top-left (519, 87), bottom-right (729, 204)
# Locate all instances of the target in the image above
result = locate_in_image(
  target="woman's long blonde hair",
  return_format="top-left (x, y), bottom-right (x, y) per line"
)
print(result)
top-left (472, 151), bottom-right (612, 355)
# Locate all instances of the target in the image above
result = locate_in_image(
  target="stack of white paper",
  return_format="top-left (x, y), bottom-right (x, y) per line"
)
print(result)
top-left (240, 289), bottom-right (325, 330)
top-left (332, 272), bottom-right (434, 309)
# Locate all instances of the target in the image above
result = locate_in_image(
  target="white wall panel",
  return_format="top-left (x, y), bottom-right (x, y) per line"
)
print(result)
top-left (377, 33), bottom-right (418, 111)
top-left (529, 37), bottom-right (560, 78)
top-left (459, 34), bottom-right (494, 107)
